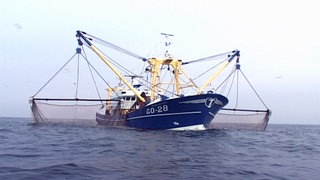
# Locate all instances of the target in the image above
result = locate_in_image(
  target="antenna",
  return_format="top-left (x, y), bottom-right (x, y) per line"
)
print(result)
top-left (161, 33), bottom-right (174, 37)
top-left (161, 33), bottom-right (174, 57)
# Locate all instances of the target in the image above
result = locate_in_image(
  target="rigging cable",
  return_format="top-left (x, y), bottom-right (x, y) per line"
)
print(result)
top-left (100, 49), bottom-right (177, 97)
top-left (84, 56), bottom-right (103, 103)
top-left (216, 63), bottom-right (239, 92)
top-left (216, 65), bottom-right (269, 110)
top-left (76, 46), bottom-right (103, 104)
top-left (79, 53), bottom-right (119, 100)
top-left (80, 32), bottom-right (178, 98)
top-left (219, 66), bottom-right (236, 95)
top-left (192, 59), bottom-right (227, 81)
top-left (83, 44), bottom-right (154, 100)
top-left (182, 51), bottom-right (235, 65)
top-left (80, 31), bottom-right (147, 61)
top-left (75, 51), bottom-right (80, 99)
top-left (239, 69), bottom-right (269, 109)
top-left (79, 42), bottom-right (120, 100)
top-left (99, 48), bottom-right (140, 78)
top-left (79, 38), bottom-right (133, 77)
top-left (32, 53), bottom-right (78, 97)
top-left (235, 68), bottom-right (239, 108)
top-left (226, 67), bottom-right (237, 98)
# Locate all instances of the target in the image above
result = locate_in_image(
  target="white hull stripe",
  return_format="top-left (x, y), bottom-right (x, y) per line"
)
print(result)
top-left (179, 99), bottom-right (207, 104)
top-left (127, 111), bottom-right (201, 120)
top-left (169, 124), bottom-right (206, 131)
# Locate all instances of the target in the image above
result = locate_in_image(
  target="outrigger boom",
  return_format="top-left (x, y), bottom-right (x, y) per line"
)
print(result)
top-left (76, 30), bottom-right (146, 103)
top-left (196, 50), bottom-right (240, 94)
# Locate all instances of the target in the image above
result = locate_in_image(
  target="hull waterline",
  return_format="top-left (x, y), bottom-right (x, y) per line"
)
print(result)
top-left (96, 93), bottom-right (228, 130)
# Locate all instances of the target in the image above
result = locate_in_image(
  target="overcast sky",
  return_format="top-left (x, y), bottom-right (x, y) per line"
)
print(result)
top-left (1, 0), bottom-right (319, 124)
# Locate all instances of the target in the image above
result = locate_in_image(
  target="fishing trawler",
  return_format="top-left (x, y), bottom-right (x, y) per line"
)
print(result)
top-left (75, 31), bottom-right (236, 130)
top-left (30, 30), bottom-right (270, 131)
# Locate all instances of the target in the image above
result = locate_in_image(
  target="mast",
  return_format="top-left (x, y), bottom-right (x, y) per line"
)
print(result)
top-left (147, 57), bottom-right (182, 101)
top-left (76, 31), bottom-right (146, 103)
top-left (148, 58), bottom-right (161, 101)
top-left (170, 59), bottom-right (182, 95)
top-left (147, 33), bottom-right (183, 101)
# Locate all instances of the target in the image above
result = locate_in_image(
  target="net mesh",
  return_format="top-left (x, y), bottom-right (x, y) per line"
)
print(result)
top-left (96, 100), bottom-right (127, 126)
top-left (31, 99), bottom-right (105, 125)
top-left (209, 108), bottom-right (271, 131)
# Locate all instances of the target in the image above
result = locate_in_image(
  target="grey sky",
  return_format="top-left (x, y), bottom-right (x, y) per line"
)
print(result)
top-left (0, 0), bottom-right (319, 124)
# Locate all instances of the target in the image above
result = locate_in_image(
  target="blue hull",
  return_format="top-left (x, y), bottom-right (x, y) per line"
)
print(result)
top-left (96, 93), bottom-right (228, 130)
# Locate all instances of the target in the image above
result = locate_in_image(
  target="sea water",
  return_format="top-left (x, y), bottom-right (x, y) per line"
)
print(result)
top-left (0, 117), bottom-right (319, 179)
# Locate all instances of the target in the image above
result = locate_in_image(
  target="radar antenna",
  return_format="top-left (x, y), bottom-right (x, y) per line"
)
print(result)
top-left (161, 33), bottom-right (174, 57)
